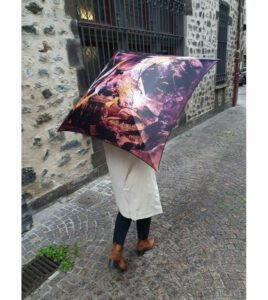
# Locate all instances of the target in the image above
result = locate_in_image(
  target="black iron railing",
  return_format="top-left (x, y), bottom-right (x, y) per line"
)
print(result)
top-left (75, 0), bottom-right (185, 85)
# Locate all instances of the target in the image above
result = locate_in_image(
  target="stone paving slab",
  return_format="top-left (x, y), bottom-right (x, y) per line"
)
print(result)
top-left (22, 87), bottom-right (246, 299)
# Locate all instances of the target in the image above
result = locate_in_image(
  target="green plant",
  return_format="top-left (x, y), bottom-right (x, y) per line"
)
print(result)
top-left (35, 243), bottom-right (79, 272)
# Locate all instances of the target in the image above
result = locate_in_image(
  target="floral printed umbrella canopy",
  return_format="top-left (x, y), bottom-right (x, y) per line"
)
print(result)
top-left (57, 50), bottom-right (219, 171)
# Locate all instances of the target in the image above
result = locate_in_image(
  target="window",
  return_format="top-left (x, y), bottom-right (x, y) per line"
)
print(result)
top-left (76, 0), bottom-right (185, 85)
top-left (216, 2), bottom-right (229, 86)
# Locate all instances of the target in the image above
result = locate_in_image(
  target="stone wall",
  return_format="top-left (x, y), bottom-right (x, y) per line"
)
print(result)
top-left (22, 0), bottom-right (240, 211)
top-left (21, 0), bottom-right (107, 209)
top-left (170, 0), bottom-right (238, 137)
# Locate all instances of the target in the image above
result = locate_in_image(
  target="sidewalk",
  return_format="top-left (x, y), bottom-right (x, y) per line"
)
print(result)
top-left (22, 86), bottom-right (246, 300)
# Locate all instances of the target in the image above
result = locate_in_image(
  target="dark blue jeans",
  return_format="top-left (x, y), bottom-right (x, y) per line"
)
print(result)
top-left (113, 211), bottom-right (151, 246)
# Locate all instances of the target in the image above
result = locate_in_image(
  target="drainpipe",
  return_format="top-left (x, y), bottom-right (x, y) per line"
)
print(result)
top-left (232, 0), bottom-right (242, 107)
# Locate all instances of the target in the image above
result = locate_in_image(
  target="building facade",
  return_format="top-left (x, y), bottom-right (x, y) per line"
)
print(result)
top-left (22, 0), bottom-right (245, 211)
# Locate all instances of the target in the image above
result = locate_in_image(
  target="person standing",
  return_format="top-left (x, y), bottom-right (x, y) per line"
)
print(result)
top-left (103, 142), bottom-right (163, 271)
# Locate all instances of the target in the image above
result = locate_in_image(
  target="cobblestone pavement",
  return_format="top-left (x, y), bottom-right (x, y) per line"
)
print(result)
top-left (22, 87), bottom-right (246, 300)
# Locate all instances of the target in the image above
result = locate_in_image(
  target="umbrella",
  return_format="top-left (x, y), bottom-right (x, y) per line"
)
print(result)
top-left (57, 50), bottom-right (219, 171)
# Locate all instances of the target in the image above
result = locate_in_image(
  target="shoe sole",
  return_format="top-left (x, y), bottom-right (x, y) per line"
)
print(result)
top-left (136, 248), bottom-right (153, 256)
top-left (108, 259), bottom-right (127, 272)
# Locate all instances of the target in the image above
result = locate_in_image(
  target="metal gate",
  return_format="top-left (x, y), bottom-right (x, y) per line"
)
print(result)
top-left (75, 0), bottom-right (185, 86)
top-left (216, 2), bottom-right (229, 86)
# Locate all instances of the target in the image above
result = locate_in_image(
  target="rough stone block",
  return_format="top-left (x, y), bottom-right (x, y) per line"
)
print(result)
top-left (25, 2), bottom-right (43, 14)
top-left (43, 149), bottom-right (49, 161)
top-left (38, 69), bottom-right (49, 78)
top-left (47, 128), bottom-right (65, 143)
top-left (91, 150), bottom-right (106, 168)
top-left (66, 39), bottom-right (84, 68)
top-left (56, 153), bottom-right (71, 167)
top-left (70, 20), bottom-right (79, 37)
top-left (42, 89), bottom-right (52, 99)
top-left (22, 25), bottom-right (38, 34)
top-left (77, 68), bottom-right (89, 96)
top-left (60, 140), bottom-right (82, 152)
top-left (22, 167), bottom-right (36, 186)
top-left (92, 137), bottom-right (104, 152)
top-left (44, 25), bottom-right (55, 35)
top-left (35, 113), bottom-right (52, 126)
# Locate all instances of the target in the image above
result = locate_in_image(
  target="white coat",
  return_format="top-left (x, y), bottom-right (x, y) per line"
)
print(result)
top-left (103, 142), bottom-right (163, 221)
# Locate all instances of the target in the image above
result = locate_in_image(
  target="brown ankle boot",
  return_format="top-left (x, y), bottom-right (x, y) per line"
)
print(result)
top-left (136, 238), bottom-right (155, 256)
top-left (108, 243), bottom-right (127, 271)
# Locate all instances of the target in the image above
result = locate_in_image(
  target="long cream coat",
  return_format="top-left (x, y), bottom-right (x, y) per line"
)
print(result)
top-left (103, 142), bottom-right (163, 221)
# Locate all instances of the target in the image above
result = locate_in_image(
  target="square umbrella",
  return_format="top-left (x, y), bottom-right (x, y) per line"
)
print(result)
top-left (57, 50), bottom-right (219, 171)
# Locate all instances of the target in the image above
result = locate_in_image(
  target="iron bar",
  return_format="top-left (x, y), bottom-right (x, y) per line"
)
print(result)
top-left (102, 0), bottom-right (107, 23)
top-left (93, 28), bottom-right (102, 72)
top-left (87, 26), bottom-right (96, 79)
top-left (96, 0), bottom-right (101, 23)
top-left (81, 27), bottom-right (91, 83)
top-left (90, 0), bottom-right (95, 21)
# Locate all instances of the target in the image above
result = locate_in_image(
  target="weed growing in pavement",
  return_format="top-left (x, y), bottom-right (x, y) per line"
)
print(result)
top-left (209, 194), bottom-right (245, 228)
top-left (35, 243), bottom-right (79, 272)
top-left (214, 129), bottom-right (235, 136)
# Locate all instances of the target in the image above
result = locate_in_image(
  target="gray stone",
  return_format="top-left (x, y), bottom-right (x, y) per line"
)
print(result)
top-left (35, 82), bottom-right (42, 89)
top-left (47, 128), bottom-right (65, 143)
top-left (22, 191), bottom-right (33, 201)
top-left (66, 39), bottom-right (83, 68)
top-left (56, 153), bottom-right (71, 167)
top-left (38, 69), bottom-right (49, 78)
top-left (53, 55), bottom-right (63, 61)
top-left (60, 140), bottom-right (82, 152)
top-left (70, 20), bottom-right (79, 37)
top-left (75, 160), bottom-right (87, 168)
top-left (43, 149), bottom-right (49, 161)
top-left (44, 25), bottom-right (55, 35)
top-left (22, 25), bottom-right (38, 34)
top-left (36, 105), bottom-right (46, 112)
top-left (22, 107), bottom-right (31, 113)
top-left (39, 54), bottom-right (48, 63)
top-left (33, 136), bottom-right (42, 147)
top-left (41, 169), bottom-right (48, 177)
top-left (76, 147), bottom-right (90, 155)
top-left (76, 68), bottom-right (88, 95)
top-left (184, 0), bottom-right (193, 15)
top-left (24, 69), bottom-right (34, 78)
top-left (91, 150), bottom-right (106, 168)
top-left (207, 20), bottom-right (211, 27)
top-left (49, 96), bottom-right (64, 107)
top-left (40, 177), bottom-right (54, 189)
top-left (54, 67), bottom-right (65, 75)
top-left (56, 84), bottom-right (70, 92)
top-left (22, 167), bottom-right (36, 186)
top-left (35, 113), bottom-right (52, 126)
top-left (42, 89), bottom-right (52, 99)
top-left (64, 0), bottom-right (78, 19)
top-left (25, 2), bottom-right (43, 14)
